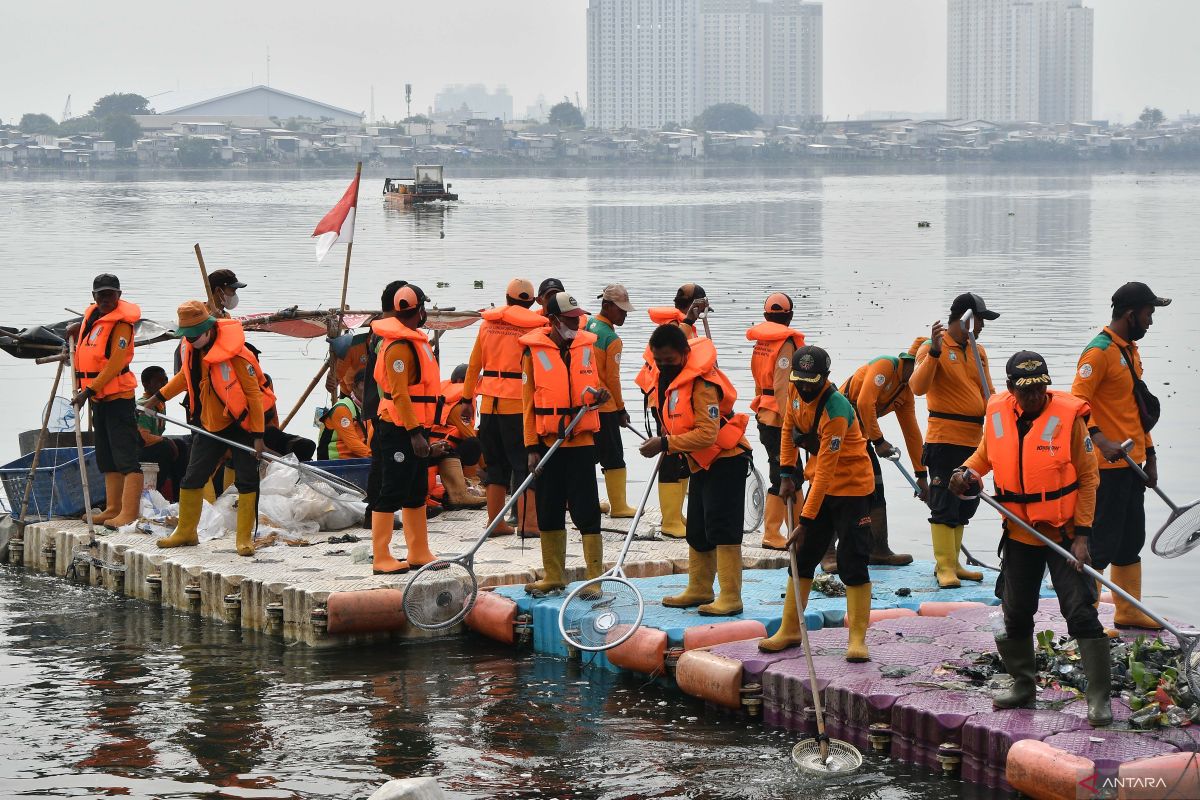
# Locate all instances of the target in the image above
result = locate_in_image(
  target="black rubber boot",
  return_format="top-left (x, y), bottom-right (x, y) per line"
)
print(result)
top-left (993, 636), bottom-right (1037, 709)
top-left (1078, 637), bottom-right (1114, 727)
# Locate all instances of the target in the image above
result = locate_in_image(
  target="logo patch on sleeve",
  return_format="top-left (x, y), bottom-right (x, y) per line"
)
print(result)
top-left (873, 373), bottom-right (886, 387)
top-left (948, 352), bottom-right (958, 362)
top-left (117, 337), bottom-right (128, 349)
top-left (613, 352), bottom-right (622, 364)
top-left (340, 417), bottom-right (351, 428)
top-left (792, 398), bottom-right (800, 410)
top-left (707, 404), bottom-right (719, 420)
top-left (777, 356), bottom-right (791, 370)
top-left (393, 359), bottom-right (405, 373)
top-left (829, 436), bottom-right (842, 452)
top-left (1078, 363), bottom-right (1093, 379)
top-left (1084, 436), bottom-right (1094, 453)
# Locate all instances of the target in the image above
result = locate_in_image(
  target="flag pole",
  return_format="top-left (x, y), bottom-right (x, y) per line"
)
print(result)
top-left (331, 162), bottom-right (362, 406)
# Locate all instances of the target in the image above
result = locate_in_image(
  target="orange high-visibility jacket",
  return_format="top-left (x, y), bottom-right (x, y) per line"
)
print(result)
top-left (984, 390), bottom-right (1090, 529)
top-left (636, 311), bottom-right (700, 398)
top-left (371, 317), bottom-right (441, 427)
top-left (179, 319), bottom-right (272, 434)
top-left (656, 337), bottom-right (749, 470)
top-left (430, 380), bottom-right (474, 446)
top-left (469, 305), bottom-right (547, 401)
top-left (75, 300), bottom-right (141, 398)
top-left (520, 329), bottom-right (602, 440)
top-left (746, 321), bottom-right (805, 417)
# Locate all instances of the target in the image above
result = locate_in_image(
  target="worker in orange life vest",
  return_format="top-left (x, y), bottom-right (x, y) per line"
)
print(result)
top-left (587, 284), bottom-right (637, 518)
top-left (639, 323), bottom-right (752, 616)
top-left (319, 369), bottom-right (372, 460)
top-left (635, 283), bottom-right (709, 539)
top-left (948, 352), bottom-right (1110, 727)
top-left (427, 363), bottom-right (485, 509)
top-left (745, 292), bottom-right (805, 550)
top-left (366, 283), bottom-right (441, 575)
top-left (147, 301), bottom-right (270, 557)
top-left (463, 278), bottom-right (547, 536)
top-left (521, 292), bottom-right (610, 595)
top-left (68, 273), bottom-right (144, 530)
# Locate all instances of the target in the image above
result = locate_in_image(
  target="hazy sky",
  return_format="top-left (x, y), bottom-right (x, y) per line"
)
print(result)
top-left (3, 1), bottom-right (1197, 126)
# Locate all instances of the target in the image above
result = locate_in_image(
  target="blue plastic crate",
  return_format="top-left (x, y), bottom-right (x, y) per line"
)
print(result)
top-left (0, 447), bottom-right (105, 521)
top-left (309, 458), bottom-right (371, 491)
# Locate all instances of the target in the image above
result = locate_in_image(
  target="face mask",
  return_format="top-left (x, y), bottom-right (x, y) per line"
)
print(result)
top-left (795, 378), bottom-right (825, 402)
top-left (1128, 314), bottom-right (1148, 341)
top-left (188, 329), bottom-right (214, 350)
top-left (223, 290), bottom-right (240, 310)
top-left (658, 363), bottom-right (683, 384)
top-left (554, 319), bottom-right (577, 341)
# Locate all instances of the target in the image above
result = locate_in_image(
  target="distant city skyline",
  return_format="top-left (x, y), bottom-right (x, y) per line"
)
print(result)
top-left (2, 0), bottom-right (1197, 127)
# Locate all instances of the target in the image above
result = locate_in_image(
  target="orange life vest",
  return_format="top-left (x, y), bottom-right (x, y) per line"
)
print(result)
top-left (984, 390), bottom-right (1090, 528)
top-left (475, 305), bottom-right (547, 400)
top-left (745, 321), bottom-right (805, 415)
top-left (654, 337), bottom-right (749, 469)
top-left (75, 300), bottom-right (141, 398)
top-left (181, 318), bottom-right (275, 432)
top-left (371, 317), bottom-right (441, 427)
top-left (519, 329), bottom-right (602, 438)
top-left (430, 380), bottom-right (472, 445)
top-left (636, 313), bottom-right (701, 398)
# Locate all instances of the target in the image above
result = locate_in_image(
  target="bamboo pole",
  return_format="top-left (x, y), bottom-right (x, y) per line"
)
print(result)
top-left (18, 357), bottom-right (67, 522)
top-left (331, 162), bottom-right (363, 406)
top-left (68, 338), bottom-right (95, 536)
top-left (194, 243), bottom-right (220, 315)
top-left (281, 361), bottom-right (330, 430)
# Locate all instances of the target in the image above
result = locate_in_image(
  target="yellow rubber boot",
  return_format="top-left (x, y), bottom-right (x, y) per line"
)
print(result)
top-left (679, 478), bottom-right (689, 527)
top-left (931, 523), bottom-right (961, 588)
top-left (104, 471), bottom-right (145, 529)
top-left (662, 548), bottom-right (716, 608)
top-left (760, 493), bottom-right (788, 550)
top-left (485, 484), bottom-right (515, 536)
top-left (371, 510), bottom-right (409, 574)
top-left (1111, 563), bottom-right (1163, 629)
top-left (235, 491), bottom-right (257, 557)
top-left (525, 530), bottom-right (567, 594)
top-left (954, 526), bottom-right (984, 582)
top-left (201, 479), bottom-right (217, 504)
top-left (402, 506), bottom-right (437, 567)
top-left (579, 533), bottom-right (605, 599)
top-left (603, 469), bottom-right (636, 518)
top-left (658, 481), bottom-right (687, 539)
top-left (439, 458), bottom-right (486, 509)
top-left (698, 545), bottom-right (743, 616)
top-left (759, 577), bottom-right (811, 652)
top-left (157, 487), bottom-right (203, 549)
top-left (845, 582), bottom-right (873, 662)
top-left (93, 473), bottom-right (123, 524)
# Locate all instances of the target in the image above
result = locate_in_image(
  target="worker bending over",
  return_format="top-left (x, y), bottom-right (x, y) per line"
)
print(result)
top-left (427, 363), bottom-right (485, 509)
top-left (320, 369), bottom-right (372, 459)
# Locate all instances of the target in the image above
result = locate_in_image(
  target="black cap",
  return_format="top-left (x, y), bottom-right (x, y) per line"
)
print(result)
top-left (950, 292), bottom-right (999, 321)
top-left (450, 363), bottom-right (468, 383)
top-left (1112, 281), bottom-right (1171, 312)
top-left (790, 345), bottom-right (831, 383)
top-left (537, 278), bottom-right (565, 298)
top-left (92, 273), bottom-right (120, 292)
top-left (209, 269), bottom-right (247, 291)
top-left (674, 283), bottom-right (707, 309)
top-left (1006, 350), bottom-right (1051, 386)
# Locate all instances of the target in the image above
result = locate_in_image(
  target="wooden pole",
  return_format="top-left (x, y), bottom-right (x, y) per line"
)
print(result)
top-left (330, 162), bottom-right (363, 406)
top-left (18, 357), bottom-right (67, 522)
top-left (68, 338), bottom-right (95, 536)
top-left (281, 361), bottom-right (330, 430)
top-left (193, 243), bottom-right (220, 315)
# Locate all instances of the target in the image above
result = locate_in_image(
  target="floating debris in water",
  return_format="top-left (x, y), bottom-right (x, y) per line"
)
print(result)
top-left (895, 587), bottom-right (911, 597)
top-left (474, 280), bottom-right (484, 289)
top-left (812, 574), bottom-right (845, 597)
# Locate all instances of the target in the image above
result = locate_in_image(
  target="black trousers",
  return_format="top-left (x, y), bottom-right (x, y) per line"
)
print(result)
top-left (181, 424), bottom-right (259, 494)
top-left (1090, 467), bottom-right (1147, 570)
top-left (685, 454), bottom-right (749, 552)
top-left (923, 442), bottom-right (981, 526)
top-left (372, 421), bottom-right (429, 513)
top-left (139, 436), bottom-right (190, 500)
top-left (997, 536), bottom-right (1104, 640)
top-left (534, 444), bottom-right (601, 533)
top-left (596, 411), bottom-right (626, 471)
top-left (479, 413), bottom-right (528, 488)
top-left (867, 446), bottom-right (887, 511)
top-left (264, 426), bottom-right (316, 462)
top-left (92, 398), bottom-right (141, 474)
top-left (794, 494), bottom-right (872, 586)
top-left (758, 422), bottom-right (783, 495)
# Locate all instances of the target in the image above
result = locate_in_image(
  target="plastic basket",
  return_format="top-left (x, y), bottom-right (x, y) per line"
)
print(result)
top-left (308, 458), bottom-right (371, 492)
top-left (0, 447), bottom-right (104, 521)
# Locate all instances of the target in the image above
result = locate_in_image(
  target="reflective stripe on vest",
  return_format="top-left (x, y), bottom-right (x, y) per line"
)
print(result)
top-left (74, 300), bottom-right (141, 398)
top-left (521, 330), bottom-right (601, 438)
top-left (658, 338), bottom-right (746, 469)
top-left (985, 389), bottom-right (1089, 529)
top-left (476, 305), bottom-right (546, 400)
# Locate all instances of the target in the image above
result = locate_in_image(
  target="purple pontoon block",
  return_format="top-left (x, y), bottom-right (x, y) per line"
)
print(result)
top-left (1041, 729), bottom-right (1177, 785)
top-left (935, 629), bottom-right (1001, 654)
top-left (961, 709), bottom-right (1087, 790)
top-left (1062, 696), bottom-right (1133, 725)
top-left (1151, 726), bottom-right (1200, 753)
top-left (870, 642), bottom-right (956, 669)
top-left (704, 639), bottom-right (803, 685)
top-left (804, 626), bottom-right (892, 656)
top-left (948, 604), bottom-right (1004, 625)
top-left (823, 673), bottom-right (911, 750)
top-left (761, 655), bottom-right (881, 732)
top-left (873, 615), bottom-right (975, 641)
top-left (891, 689), bottom-right (995, 770)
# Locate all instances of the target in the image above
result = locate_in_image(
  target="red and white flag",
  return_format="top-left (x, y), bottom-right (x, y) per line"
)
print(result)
top-left (312, 173), bottom-right (360, 263)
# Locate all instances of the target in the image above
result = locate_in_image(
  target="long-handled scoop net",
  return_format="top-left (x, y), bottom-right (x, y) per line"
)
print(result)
top-left (784, 497), bottom-right (863, 776)
top-left (960, 308), bottom-right (992, 401)
top-left (965, 485), bottom-right (1200, 689)
top-left (404, 400), bottom-right (597, 631)
top-left (558, 450), bottom-right (664, 652)
top-left (884, 451), bottom-right (998, 572)
top-left (1113, 439), bottom-right (1200, 559)
top-left (147, 410), bottom-right (365, 501)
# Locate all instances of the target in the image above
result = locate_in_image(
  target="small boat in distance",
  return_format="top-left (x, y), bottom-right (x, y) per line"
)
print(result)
top-left (383, 165), bottom-right (459, 205)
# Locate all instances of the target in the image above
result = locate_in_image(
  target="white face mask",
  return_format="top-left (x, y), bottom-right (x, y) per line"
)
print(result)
top-left (554, 319), bottom-right (578, 341)
top-left (223, 290), bottom-right (240, 310)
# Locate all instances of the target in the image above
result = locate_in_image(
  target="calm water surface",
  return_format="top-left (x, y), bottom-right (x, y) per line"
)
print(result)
top-left (1, 167), bottom-right (1198, 797)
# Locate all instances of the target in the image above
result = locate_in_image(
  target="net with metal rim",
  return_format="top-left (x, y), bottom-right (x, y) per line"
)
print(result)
top-left (744, 465), bottom-right (766, 533)
top-left (279, 464), bottom-right (366, 502)
top-left (791, 738), bottom-right (863, 776)
top-left (402, 560), bottom-right (479, 630)
top-left (559, 577), bottom-right (644, 652)
top-left (1151, 501), bottom-right (1200, 559)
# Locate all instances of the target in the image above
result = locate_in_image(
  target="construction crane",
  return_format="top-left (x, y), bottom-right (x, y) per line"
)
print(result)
top-left (61, 95), bottom-right (71, 123)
